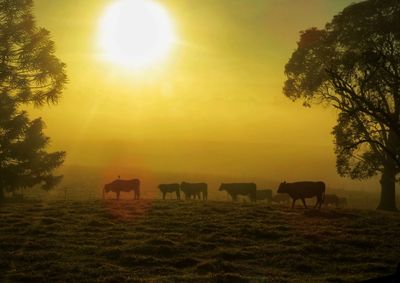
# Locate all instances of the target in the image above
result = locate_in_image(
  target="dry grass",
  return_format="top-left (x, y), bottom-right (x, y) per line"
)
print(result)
top-left (0, 200), bottom-right (399, 282)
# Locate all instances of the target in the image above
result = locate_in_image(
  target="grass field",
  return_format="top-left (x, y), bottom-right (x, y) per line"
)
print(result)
top-left (0, 200), bottom-right (399, 282)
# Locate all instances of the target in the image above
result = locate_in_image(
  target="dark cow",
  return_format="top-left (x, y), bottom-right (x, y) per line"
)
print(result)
top-left (272, 193), bottom-right (290, 204)
top-left (219, 183), bottom-right (257, 202)
top-left (324, 195), bottom-right (348, 208)
top-left (158, 183), bottom-right (180, 200)
top-left (256, 189), bottom-right (272, 202)
top-left (103, 179), bottom-right (140, 200)
top-left (324, 194), bottom-right (340, 207)
top-left (277, 181), bottom-right (325, 209)
top-left (180, 182), bottom-right (208, 200)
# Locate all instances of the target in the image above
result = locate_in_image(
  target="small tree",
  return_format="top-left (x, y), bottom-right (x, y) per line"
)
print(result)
top-left (284, 0), bottom-right (400, 211)
top-left (0, 95), bottom-right (65, 199)
top-left (0, 0), bottom-right (67, 200)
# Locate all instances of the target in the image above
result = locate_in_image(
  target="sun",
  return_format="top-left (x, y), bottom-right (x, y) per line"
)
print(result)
top-left (98, 0), bottom-right (176, 70)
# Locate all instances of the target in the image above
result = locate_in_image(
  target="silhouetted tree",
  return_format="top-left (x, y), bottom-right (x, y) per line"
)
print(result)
top-left (0, 95), bottom-right (65, 199)
top-left (284, 0), bottom-right (400, 211)
top-left (0, 0), bottom-right (67, 200)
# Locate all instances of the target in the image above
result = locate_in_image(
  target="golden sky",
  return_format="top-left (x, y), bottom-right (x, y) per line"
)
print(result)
top-left (29, 0), bottom-right (378, 191)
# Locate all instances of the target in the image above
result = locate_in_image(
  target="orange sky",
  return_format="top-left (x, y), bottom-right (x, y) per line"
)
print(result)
top-left (28, 0), bottom-right (382, 192)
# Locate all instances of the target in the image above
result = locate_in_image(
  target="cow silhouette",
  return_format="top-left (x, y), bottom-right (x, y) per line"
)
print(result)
top-left (256, 189), bottom-right (272, 202)
top-left (278, 181), bottom-right (325, 209)
top-left (180, 182), bottom-right (208, 200)
top-left (103, 179), bottom-right (140, 200)
top-left (159, 183), bottom-right (180, 200)
top-left (219, 183), bottom-right (257, 202)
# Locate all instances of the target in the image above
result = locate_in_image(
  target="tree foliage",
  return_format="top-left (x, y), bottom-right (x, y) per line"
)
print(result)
top-left (0, 95), bottom-right (65, 193)
top-left (0, 0), bottom-right (67, 198)
top-left (284, 0), bottom-right (400, 179)
top-left (284, 0), bottom-right (400, 210)
top-left (0, 0), bottom-right (67, 107)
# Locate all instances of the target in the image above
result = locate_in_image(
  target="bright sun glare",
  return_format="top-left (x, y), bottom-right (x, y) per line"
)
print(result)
top-left (99, 0), bottom-right (176, 70)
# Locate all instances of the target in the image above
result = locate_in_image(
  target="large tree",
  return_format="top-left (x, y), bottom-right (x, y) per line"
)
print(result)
top-left (284, 0), bottom-right (400, 211)
top-left (0, 0), bottom-right (67, 200)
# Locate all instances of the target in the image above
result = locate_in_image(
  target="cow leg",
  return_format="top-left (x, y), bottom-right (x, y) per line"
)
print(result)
top-left (177, 191), bottom-right (180, 200)
top-left (292, 199), bottom-right (296, 209)
top-left (116, 191), bottom-right (120, 200)
top-left (163, 192), bottom-right (166, 200)
top-left (301, 198), bottom-right (307, 209)
top-left (314, 196), bottom-right (320, 209)
top-left (314, 195), bottom-right (322, 209)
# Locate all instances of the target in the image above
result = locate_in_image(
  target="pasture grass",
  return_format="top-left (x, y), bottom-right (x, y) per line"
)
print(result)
top-left (0, 200), bottom-right (399, 282)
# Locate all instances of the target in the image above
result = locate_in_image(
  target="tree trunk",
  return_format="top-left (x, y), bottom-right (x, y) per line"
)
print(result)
top-left (377, 163), bottom-right (398, 211)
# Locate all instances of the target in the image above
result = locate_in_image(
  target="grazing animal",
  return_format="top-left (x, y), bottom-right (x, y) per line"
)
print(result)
top-left (256, 189), bottom-right (272, 202)
top-left (158, 183), bottom-right (180, 200)
top-left (103, 179), bottom-right (140, 200)
top-left (324, 194), bottom-right (340, 207)
top-left (272, 193), bottom-right (290, 204)
top-left (277, 181), bottom-right (325, 209)
top-left (219, 183), bottom-right (257, 202)
top-left (180, 182), bottom-right (208, 200)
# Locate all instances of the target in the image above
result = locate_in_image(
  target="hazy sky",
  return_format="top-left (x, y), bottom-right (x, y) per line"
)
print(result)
top-left (29, 0), bottom-right (378, 191)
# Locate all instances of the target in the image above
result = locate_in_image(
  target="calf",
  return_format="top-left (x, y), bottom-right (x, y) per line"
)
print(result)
top-left (219, 183), bottom-right (257, 202)
top-left (324, 194), bottom-right (339, 207)
top-left (256, 189), bottom-right (272, 202)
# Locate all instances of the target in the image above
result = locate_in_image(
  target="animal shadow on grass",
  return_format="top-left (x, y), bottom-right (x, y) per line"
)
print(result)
top-left (303, 209), bottom-right (361, 219)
